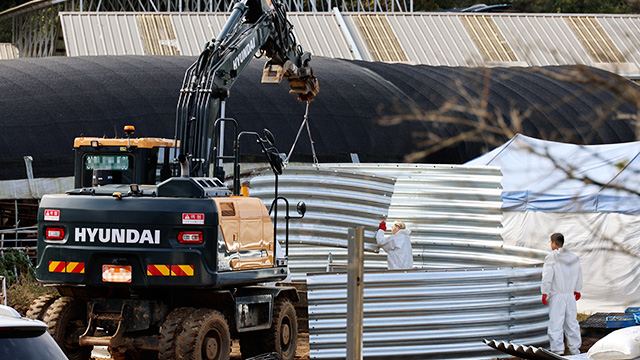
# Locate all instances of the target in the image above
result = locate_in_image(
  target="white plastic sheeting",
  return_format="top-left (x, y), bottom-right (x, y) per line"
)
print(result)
top-left (467, 135), bottom-right (640, 312)
top-left (503, 210), bottom-right (640, 313)
top-left (466, 134), bottom-right (640, 214)
top-left (0, 176), bottom-right (73, 199)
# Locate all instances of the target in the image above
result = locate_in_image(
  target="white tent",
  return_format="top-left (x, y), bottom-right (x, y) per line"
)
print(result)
top-left (468, 134), bottom-right (640, 313)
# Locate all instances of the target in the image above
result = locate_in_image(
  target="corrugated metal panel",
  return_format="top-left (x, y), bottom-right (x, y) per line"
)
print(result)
top-left (170, 13), bottom-right (229, 56)
top-left (0, 43), bottom-right (19, 59)
top-left (61, 12), bottom-right (354, 58)
top-left (599, 16), bottom-right (640, 71)
top-left (483, 339), bottom-right (566, 360)
top-left (60, 12), bottom-right (145, 56)
top-left (137, 14), bottom-right (181, 55)
top-left (307, 268), bottom-right (548, 359)
top-left (352, 14), bottom-right (407, 62)
top-left (59, 12), bottom-right (640, 75)
top-left (565, 16), bottom-right (625, 63)
top-left (493, 15), bottom-right (588, 67)
top-left (461, 15), bottom-right (518, 63)
top-left (380, 14), bottom-right (508, 66)
top-left (288, 13), bottom-right (354, 60)
top-left (243, 164), bottom-right (545, 281)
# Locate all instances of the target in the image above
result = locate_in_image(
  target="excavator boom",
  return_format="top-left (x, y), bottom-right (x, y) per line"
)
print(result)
top-left (175, 0), bottom-right (319, 178)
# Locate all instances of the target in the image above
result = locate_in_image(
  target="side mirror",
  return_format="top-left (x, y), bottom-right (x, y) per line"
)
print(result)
top-left (296, 201), bottom-right (306, 217)
top-left (263, 129), bottom-right (276, 146)
top-left (266, 148), bottom-right (283, 175)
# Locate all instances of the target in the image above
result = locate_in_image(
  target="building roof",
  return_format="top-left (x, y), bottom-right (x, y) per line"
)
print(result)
top-left (0, 56), bottom-right (637, 180)
top-left (57, 12), bottom-right (640, 78)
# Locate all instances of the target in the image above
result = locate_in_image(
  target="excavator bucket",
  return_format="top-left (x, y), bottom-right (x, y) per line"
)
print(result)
top-left (262, 60), bottom-right (320, 102)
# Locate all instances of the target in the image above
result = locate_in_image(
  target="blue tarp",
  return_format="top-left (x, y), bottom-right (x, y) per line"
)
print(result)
top-left (466, 134), bottom-right (640, 214)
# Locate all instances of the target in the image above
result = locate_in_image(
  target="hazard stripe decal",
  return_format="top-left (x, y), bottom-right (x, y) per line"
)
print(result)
top-left (49, 261), bottom-right (85, 273)
top-left (147, 265), bottom-right (194, 276)
top-left (147, 265), bottom-right (170, 276)
top-left (66, 262), bottom-right (85, 274)
top-left (170, 265), bottom-right (194, 276)
top-left (49, 261), bottom-right (65, 273)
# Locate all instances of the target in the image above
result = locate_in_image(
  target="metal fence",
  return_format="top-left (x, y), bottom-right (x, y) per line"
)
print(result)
top-left (0, 227), bottom-right (38, 260)
top-left (307, 267), bottom-right (548, 359)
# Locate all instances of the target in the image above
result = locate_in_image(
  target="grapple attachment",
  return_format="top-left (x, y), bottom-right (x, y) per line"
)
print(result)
top-left (262, 59), bottom-right (320, 102)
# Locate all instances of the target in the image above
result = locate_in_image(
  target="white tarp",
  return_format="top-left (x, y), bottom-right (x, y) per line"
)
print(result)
top-left (467, 134), bottom-right (640, 214)
top-left (0, 177), bottom-right (73, 199)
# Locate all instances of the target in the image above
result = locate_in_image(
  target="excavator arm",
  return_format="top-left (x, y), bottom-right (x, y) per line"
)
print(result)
top-left (175, 0), bottom-right (319, 179)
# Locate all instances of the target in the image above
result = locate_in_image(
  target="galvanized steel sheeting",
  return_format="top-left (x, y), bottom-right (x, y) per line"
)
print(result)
top-left (307, 269), bottom-right (549, 359)
top-left (244, 164), bottom-right (546, 276)
top-left (244, 164), bottom-right (548, 359)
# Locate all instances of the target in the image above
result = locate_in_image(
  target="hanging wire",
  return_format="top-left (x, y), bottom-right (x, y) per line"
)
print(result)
top-left (285, 101), bottom-right (318, 167)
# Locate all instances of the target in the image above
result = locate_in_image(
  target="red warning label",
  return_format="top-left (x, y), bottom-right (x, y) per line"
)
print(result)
top-left (182, 213), bottom-right (204, 225)
top-left (44, 209), bottom-right (60, 221)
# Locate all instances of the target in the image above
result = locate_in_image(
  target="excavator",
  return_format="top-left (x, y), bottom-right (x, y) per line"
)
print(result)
top-left (26, 0), bottom-right (319, 359)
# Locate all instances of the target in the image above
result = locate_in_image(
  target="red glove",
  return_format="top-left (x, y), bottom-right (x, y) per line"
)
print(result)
top-left (378, 221), bottom-right (387, 231)
top-left (542, 294), bottom-right (548, 306)
top-left (574, 292), bottom-right (581, 301)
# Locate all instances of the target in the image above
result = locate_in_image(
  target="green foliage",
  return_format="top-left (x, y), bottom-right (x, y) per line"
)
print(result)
top-left (0, 249), bottom-right (35, 283)
top-left (7, 275), bottom-right (58, 313)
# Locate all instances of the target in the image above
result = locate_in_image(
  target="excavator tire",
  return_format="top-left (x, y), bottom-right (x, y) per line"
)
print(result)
top-left (240, 298), bottom-right (297, 360)
top-left (159, 307), bottom-right (196, 360)
top-left (175, 308), bottom-right (231, 360)
top-left (25, 294), bottom-right (59, 321)
top-left (43, 296), bottom-right (92, 360)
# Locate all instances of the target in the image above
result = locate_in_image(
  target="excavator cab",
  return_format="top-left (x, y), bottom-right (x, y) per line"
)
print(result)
top-left (73, 126), bottom-right (178, 188)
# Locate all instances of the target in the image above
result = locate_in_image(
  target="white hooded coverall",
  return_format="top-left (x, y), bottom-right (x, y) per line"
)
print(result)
top-left (541, 247), bottom-right (583, 355)
top-left (375, 228), bottom-right (413, 270)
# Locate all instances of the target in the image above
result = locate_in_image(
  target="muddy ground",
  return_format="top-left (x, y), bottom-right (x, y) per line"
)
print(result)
top-left (92, 332), bottom-right (598, 360)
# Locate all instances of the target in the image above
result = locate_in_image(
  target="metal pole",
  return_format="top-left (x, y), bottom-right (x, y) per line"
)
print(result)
top-left (1, 276), bottom-right (5, 306)
top-left (347, 227), bottom-right (364, 360)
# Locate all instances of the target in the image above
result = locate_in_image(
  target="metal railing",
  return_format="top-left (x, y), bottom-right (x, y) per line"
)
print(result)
top-left (0, 227), bottom-right (38, 260)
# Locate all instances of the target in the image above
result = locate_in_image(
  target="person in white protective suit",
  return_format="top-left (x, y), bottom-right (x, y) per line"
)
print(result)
top-left (376, 220), bottom-right (413, 270)
top-left (541, 232), bottom-right (583, 355)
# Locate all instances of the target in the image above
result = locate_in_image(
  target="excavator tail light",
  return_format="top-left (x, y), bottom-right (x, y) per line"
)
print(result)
top-left (45, 227), bottom-right (65, 240)
top-left (102, 265), bottom-right (132, 283)
top-left (178, 231), bottom-right (203, 244)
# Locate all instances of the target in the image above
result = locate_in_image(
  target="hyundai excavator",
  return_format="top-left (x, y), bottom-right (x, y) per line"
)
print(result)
top-left (25, 0), bottom-right (319, 359)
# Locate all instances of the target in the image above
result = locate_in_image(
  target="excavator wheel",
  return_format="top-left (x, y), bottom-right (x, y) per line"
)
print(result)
top-left (25, 294), bottom-right (59, 320)
top-left (240, 298), bottom-right (298, 360)
top-left (43, 296), bottom-right (92, 360)
top-left (158, 306), bottom-right (196, 360)
top-left (176, 308), bottom-right (231, 360)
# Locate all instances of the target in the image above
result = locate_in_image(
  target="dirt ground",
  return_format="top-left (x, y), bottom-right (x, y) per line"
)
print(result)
top-left (90, 332), bottom-right (598, 360)
top-left (229, 332), bottom-right (310, 359)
